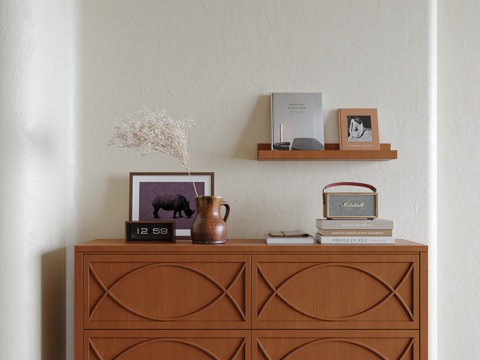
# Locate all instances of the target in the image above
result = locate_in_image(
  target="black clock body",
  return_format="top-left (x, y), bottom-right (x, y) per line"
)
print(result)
top-left (125, 221), bottom-right (176, 243)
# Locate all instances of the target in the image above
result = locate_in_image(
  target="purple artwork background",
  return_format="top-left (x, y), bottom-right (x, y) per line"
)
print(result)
top-left (138, 181), bottom-right (205, 230)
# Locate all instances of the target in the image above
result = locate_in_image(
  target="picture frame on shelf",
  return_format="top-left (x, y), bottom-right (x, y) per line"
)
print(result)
top-left (129, 172), bottom-right (214, 239)
top-left (338, 108), bottom-right (380, 150)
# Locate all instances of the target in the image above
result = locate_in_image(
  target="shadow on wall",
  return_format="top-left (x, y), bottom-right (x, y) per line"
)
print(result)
top-left (234, 95), bottom-right (271, 160)
top-left (42, 248), bottom-right (66, 360)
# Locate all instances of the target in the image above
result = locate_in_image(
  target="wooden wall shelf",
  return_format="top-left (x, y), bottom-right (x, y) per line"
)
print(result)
top-left (257, 143), bottom-right (397, 161)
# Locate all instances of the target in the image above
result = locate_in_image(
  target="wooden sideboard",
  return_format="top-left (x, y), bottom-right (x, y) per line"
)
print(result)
top-left (75, 239), bottom-right (427, 359)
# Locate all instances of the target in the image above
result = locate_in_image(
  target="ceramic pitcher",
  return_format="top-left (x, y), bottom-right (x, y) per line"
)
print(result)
top-left (191, 196), bottom-right (230, 244)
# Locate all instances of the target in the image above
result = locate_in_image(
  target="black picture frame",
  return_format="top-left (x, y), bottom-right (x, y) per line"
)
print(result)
top-left (129, 172), bottom-right (214, 239)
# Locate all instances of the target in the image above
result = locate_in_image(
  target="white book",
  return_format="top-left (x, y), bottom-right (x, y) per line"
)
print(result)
top-left (316, 233), bottom-right (395, 244)
top-left (316, 218), bottom-right (394, 230)
top-left (271, 93), bottom-right (324, 150)
top-left (265, 234), bottom-right (315, 244)
top-left (317, 228), bottom-right (393, 237)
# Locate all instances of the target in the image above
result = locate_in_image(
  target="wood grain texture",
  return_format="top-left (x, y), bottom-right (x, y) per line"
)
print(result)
top-left (85, 330), bottom-right (250, 360)
top-left (253, 254), bottom-right (418, 329)
top-left (257, 143), bottom-right (397, 160)
top-left (75, 238), bottom-right (426, 253)
top-left (75, 239), bottom-right (427, 360)
top-left (83, 254), bottom-right (250, 329)
top-left (253, 330), bottom-right (418, 360)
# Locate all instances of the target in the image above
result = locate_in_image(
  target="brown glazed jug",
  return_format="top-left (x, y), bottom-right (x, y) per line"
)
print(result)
top-left (191, 196), bottom-right (230, 244)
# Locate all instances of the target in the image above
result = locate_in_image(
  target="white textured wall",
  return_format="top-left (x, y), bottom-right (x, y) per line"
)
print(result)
top-left (0, 1), bottom-right (444, 359)
top-left (0, 0), bottom-right (71, 359)
top-left (80, 0), bottom-right (432, 243)
top-left (438, 0), bottom-right (480, 358)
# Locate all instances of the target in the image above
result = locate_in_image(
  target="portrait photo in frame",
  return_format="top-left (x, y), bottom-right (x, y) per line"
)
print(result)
top-left (338, 108), bottom-right (380, 150)
top-left (129, 172), bottom-right (214, 239)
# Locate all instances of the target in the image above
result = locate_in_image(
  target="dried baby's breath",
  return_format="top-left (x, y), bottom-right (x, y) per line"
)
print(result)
top-left (108, 106), bottom-right (198, 196)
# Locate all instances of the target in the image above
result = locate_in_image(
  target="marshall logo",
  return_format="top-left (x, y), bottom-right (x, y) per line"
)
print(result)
top-left (340, 202), bottom-right (365, 208)
top-left (323, 182), bottom-right (378, 219)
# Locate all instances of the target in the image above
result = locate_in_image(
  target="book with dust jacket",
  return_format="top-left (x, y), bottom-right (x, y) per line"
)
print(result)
top-left (271, 93), bottom-right (324, 150)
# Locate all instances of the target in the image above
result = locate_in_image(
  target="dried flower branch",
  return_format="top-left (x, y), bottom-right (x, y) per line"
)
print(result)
top-left (108, 106), bottom-right (198, 196)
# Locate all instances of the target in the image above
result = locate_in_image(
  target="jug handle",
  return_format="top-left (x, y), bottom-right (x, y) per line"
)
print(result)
top-left (221, 201), bottom-right (230, 222)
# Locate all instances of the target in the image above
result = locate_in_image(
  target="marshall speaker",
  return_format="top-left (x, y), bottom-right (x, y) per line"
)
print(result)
top-left (323, 182), bottom-right (378, 219)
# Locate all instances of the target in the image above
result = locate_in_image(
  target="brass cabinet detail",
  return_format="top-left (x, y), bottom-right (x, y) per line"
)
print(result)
top-left (75, 239), bottom-right (427, 359)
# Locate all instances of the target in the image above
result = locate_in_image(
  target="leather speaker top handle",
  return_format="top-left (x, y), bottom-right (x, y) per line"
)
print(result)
top-left (323, 182), bottom-right (377, 193)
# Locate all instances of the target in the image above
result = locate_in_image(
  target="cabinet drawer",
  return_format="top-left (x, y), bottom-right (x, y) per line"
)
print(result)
top-left (253, 330), bottom-right (418, 360)
top-left (84, 330), bottom-right (250, 360)
top-left (253, 254), bottom-right (419, 329)
top-left (81, 254), bottom-right (250, 329)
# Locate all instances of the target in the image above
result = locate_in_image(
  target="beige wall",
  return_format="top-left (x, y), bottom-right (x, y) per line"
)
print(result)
top-left (80, 1), bottom-right (432, 242)
top-left (7, 1), bottom-right (479, 359)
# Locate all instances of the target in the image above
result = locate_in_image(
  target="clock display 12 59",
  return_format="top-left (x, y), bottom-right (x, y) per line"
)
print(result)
top-left (125, 221), bottom-right (176, 242)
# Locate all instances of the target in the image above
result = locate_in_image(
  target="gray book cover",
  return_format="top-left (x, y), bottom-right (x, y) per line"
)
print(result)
top-left (271, 92), bottom-right (324, 150)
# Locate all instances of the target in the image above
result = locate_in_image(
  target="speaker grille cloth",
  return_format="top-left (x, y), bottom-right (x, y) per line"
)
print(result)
top-left (326, 194), bottom-right (376, 217)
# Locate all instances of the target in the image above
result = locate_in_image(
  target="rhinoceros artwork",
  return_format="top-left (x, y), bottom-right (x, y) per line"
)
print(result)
top-left (152, 194), bottom-right (195, 219)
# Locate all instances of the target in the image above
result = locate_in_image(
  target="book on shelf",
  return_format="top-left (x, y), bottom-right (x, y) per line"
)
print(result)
top-left (316, 218), bottom-right (394, 230)
top-left (265, 230), bottom-right (315, 244)
top-left (315, 233), bottom-right (395, 244)
top-left (271, 92), bottom-right (324, 150)
top-left (317, 229), bottom-right (393, 237)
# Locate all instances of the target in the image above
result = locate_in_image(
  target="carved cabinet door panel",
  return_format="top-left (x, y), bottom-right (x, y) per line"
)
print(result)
top-left (85, 330), bottom-right (250, 360)
top-left (252, 254), bottom-right (419, 329)
top-left (253, 330), bottom-right (418, 360)
top-left (82, 254), bottom-right (250, 329)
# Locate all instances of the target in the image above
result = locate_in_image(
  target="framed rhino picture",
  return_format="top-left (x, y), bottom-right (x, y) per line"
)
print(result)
top-left (129, 172), bottom-right (214, 239)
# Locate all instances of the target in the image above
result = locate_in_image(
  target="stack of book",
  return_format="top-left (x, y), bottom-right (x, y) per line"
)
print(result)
top-left (315, 218), bottom-right (394, 244)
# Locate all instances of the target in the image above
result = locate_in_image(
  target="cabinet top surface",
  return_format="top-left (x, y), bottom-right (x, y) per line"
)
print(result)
top-left (75, 238), bottom-right (427, 253)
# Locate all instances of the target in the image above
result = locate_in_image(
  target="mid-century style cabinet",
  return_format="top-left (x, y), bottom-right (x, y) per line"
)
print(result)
top-left (75, 239), bottom-right (427, 359)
